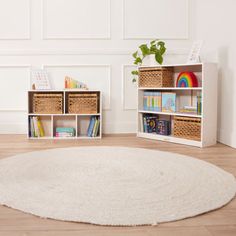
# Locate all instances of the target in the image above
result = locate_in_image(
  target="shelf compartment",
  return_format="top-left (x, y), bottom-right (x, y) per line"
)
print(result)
top-left (139, 89), bottom-right (202, 117)
top-left (65, 91), bottom-right (100, 114)
top-left (28, 91), bottom-right (64, 114)
top-left (173, 116), bottom-right (201, 141)
top-left (77, 115), bottom-right (101, 138)
top-left (53, 115), bottom-right (76, 138)
top-left (28, 115), bottom-right (52, 138)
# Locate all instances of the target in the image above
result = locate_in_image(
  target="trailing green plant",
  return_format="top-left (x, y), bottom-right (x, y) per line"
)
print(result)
top-left (131, 39), bottom-right (166, 82)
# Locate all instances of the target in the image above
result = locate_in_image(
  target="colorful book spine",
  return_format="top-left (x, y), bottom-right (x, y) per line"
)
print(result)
top-left (143, 92), bottom-right (148, 110)
top-left (143, 91), bottom-right (162, 111)
top-left (197, 93), bottom-right (202, 115)
top-left (93, 118), bottom-right (100, 137)
top-left (143, 116), bottom-right (147, 133)
top-left (87, 116), bottom-right (96, 137)
top-left (33, 117), bottom-right (39, 137)
top-left (29, 116), bottom-right (45, 138)
top-left (37, 117), bottom-right (45, 137)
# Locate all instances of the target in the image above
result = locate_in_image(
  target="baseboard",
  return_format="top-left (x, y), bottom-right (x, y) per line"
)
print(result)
top-left (0, 123), bottom-right (27, 134)
top-left (217, 128), bottom-right (236, 148)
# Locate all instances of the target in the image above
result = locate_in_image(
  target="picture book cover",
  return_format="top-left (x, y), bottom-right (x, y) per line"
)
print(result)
top-left (143, 115), bottom-right (158, 133)
top-left (156, 120), bottom-right (171, 135)
top-left (162, 92), bottom-right (176, 113)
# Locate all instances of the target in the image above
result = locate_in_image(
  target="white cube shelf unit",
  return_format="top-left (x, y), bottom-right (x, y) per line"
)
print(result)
top-left (28, 90), bottom-right (102, 139)
top-left (137, 63), bottom-right (218, 147)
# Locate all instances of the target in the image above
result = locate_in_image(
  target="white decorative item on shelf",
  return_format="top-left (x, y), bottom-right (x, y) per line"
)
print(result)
top-left (142, 55), bottom-right (157, 66)
top-left (31, 69), bottom-right (51, 90)
top-left (187, 41), bottom-right (203, 64)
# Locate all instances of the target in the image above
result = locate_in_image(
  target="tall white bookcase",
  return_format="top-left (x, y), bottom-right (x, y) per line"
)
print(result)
top-left (27, 90), bottom-right (102, 139)
top-left (137, 63), bottom-right (218, 147)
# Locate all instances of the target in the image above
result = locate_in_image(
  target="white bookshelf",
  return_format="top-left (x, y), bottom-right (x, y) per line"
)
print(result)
top-left (137, 63), bottom-right (218, 147)
top-left (27, 90), bottom-right (102, 139)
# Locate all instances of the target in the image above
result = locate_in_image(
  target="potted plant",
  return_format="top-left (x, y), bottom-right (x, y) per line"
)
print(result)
top-left (131, 39), bottom-right (166, 82)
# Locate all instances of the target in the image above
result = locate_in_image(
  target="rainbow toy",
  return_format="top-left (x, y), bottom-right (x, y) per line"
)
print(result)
top-left (176, 72), bottom-right (198, 87)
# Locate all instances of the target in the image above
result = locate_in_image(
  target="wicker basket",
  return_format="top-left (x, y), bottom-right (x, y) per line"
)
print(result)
top-left (138, 67), bottom-right (174, 88)
top-left (173, 116), bottom-right (201, 141)
top-left (68, 93), bottom-right (98, 114)
top-left (33, 93), bottom-right (63, 114)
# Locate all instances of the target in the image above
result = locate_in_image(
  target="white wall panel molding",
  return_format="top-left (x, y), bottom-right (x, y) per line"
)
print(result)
top-left (0, 48), bottom-right (189, 56)
top-left (0, 65), bottom-right (31, 111)
top-left (42, 0), bottom-right (111, 40)
top-left (122, 65), bottom-right (137, 110)
top-left (0, 0), bottom-right (31, 40)
top-left (122, 0), bottom-right (189, 40)
top-left (42, 64), bottom-right (111, 110)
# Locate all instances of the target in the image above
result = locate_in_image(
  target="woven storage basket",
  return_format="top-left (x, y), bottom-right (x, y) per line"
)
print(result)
top-left (68, 93), bottom-right (98, 114)
top-left (173, 116), bottom-right (201, 141)
top-left (138, 67), bottom-right (174, 88)
top-left (33, 93), bottom-right (63, 114)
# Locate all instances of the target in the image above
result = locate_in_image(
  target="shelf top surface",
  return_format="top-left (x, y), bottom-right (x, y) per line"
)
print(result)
top-left (138, 87), bottom-right (202, 90)
top-left (28, 89), bottom-right (101, 92)
top-left (28, 113), bottom-right (101, 116)
top-left (139, 62), bottom-right (216, 68)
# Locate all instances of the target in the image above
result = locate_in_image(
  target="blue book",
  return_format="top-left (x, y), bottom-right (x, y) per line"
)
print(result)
top-left (87, 117), bottom-right (96, 137)
top-left (56, 127), bottom-right (75, 133)
top-left (143, 116), bottom-right (147, 133)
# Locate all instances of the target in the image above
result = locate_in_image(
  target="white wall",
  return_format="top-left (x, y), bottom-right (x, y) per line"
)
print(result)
top-left (192, 0), bottom-right (236, 148)
top-left (0, 0), bottom-right (235, 148)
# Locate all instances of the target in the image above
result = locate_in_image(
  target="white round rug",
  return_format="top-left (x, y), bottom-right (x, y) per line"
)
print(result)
top-left (0, 146), bottom-right (235, 226)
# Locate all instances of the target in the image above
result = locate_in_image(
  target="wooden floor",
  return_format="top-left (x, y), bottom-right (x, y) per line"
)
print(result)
top-left (0, 134), bottom-right (236, 236)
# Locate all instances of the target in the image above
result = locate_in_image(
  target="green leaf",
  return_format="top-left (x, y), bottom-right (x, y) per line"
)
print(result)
top-left (131, 70), bottom-right (139, 75)
top-left (155, 52), bottom-right (163, 64)
top-left (139, 44), bottom-right (150, 56)
top-left (150, 45), bottom-right (157, 54)
top-left (160, 46), bottom-right (166, 55)
top-left (132, 51), bottom-right (138, 58)
top-left (150, 40), bottom-right (156, 45)
top-left (157, 41), bottom-right (165, 47)
top-left (132, 78), bottom-right (137, 83)
top-left (151, 39), bottom-right (159, 45)
top-left (134, 57), bottom-right (142, 65)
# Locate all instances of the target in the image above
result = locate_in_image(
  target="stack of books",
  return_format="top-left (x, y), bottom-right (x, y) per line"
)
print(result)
top-left (143, 91), bottom-right (162, 111)
top-left (87, 116), bottom-right (100, 137)
top-left (55, 127), bottom-right (75, 137)
top-left (179, 106), bottom-right (197, 114)
top-left (29, 116), bottom-right (45, 137)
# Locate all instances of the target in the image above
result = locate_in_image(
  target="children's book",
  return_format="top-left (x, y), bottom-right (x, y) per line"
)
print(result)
top-left (87, 116), bottom-right (97, 137)
top-left (143, 116), bottom-right (147, 133)
top-left (156, 120), bottom-right (171, 135)
top-left (94, 118), bottom-right (100, 137)
top-left (162, 92), bottom-right (176, 113)
top-left (37, 117), bottom-right (45, 137)
top-left (143, 115), bottom-right (158, 133)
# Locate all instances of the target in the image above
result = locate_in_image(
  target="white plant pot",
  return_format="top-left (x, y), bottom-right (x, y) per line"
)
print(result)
top-left (142, 55), bottom-right (157, 66)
